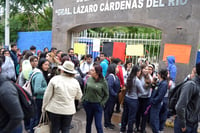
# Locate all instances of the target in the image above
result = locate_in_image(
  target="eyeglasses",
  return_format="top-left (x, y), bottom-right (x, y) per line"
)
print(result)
top-left (4, 52), bottom-right (10, 55)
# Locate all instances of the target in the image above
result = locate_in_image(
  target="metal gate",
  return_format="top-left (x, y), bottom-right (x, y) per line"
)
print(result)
top-left (72, 31), bottom-right (161, 65)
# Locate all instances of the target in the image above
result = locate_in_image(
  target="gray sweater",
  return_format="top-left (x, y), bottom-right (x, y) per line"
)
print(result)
top-left (138, 76), bottom-right (152, 98)
top-left (126, 77), bottom-right (147, 99)
top-left (175, 75), bottom-right (200, 128)
top-left (0, 75), bottom-right (24, 133)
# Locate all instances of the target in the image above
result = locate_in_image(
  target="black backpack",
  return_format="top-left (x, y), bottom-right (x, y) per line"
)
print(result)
top-left (168, 80), bottom-right (194, 115)
top-left (12, 82), bottom-right (36, 120)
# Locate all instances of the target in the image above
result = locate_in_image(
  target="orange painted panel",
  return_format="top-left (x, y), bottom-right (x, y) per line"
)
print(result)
top-left (163, 44), bottom-right (192, 64)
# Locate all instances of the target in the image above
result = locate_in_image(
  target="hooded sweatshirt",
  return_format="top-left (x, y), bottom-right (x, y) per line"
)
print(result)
top-left (167, 56), bottom-right (177, 82)
top-left (0, 75), bottom-right (24, 133)
top-left (100, 59), bottom-right (109, 77)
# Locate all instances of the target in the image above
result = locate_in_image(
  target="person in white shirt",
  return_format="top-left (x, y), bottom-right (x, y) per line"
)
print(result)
top-left (42, 61), bottom-right (82, 133)
top-left (80, 54), bottom-right (93, 76)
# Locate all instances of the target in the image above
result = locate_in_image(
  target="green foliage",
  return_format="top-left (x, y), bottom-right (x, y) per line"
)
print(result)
top-left (0, 20), bottom-right (4, 44)
top-left (0, 0), bottom-right (53, 44)
top-left (88, 26), bottom-right (162, 39)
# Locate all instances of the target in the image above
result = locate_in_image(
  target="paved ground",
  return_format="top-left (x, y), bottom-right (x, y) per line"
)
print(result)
top-left (70, 108), bottom-right (174, 133)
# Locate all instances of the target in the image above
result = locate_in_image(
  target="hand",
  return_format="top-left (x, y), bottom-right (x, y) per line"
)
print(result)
top-left (181, 127), bottom-right (186, 132)
top-left (41, 107), bottom-right (45, 113)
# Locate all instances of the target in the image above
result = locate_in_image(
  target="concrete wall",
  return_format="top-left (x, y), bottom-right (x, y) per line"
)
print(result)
top-left (52, 0), bottom-right (200, 82)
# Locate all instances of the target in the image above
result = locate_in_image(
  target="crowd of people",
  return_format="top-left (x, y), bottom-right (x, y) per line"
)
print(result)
top-left (0, 44), bottom-right (199, 133)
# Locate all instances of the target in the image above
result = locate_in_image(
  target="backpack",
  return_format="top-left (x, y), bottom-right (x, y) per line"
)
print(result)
top-left (23, 70), bottom-right (41, 96)
top-left (12, 82), bottom-right (36, 120)
top-left (168, 80), bottom-right (194, 115)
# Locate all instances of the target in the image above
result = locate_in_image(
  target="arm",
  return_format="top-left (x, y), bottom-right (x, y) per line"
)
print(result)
top-left (0, 84), bottom-right (23, 133)
top-left (117, 66), bottom-right (125, 87)
top-left (32, 73), bottom-right (47, 94)
top-left (75, 80), bottom-right (83, 100)
top-left (42, 79), bottom-right (54, 112)
top-left (80, 63), bottom-right (85, 74)
top-left (18, 73), bottom-right (25, 87)
top-left (107, 75), bottom-right (117, 97)
top-left (169, 66), bottom-right (177, 81)
top-left (175, 82), bottom-right (195, 129)
top-left (100, 80), bottom-right (109, 107)
top-left (151, 81), bottom-right (167, 105)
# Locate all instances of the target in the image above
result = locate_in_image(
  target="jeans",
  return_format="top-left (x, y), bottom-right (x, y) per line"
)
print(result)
top-left (104, 96), bottom-right (117, 127)
top-left (174, 117), bottom-right (198, 133)
top-left (83, 101), bottom-right (103, 133)
top-left (120, 96), bottom-right (138, 133)
top-left (48, 112), bottom-right (73, 133)
top-left (115, 92), bottom-right (120, 111)
top-left (29, 99), bottom-right (43, 133)
top-left (150, 103), bottom-right (162, 133)
top-left (159, 97), bottom-right (168, 131)
top-left (11, 123), bottom-right (23, 133)
top-left (136, 97), bottom-right (150, 132)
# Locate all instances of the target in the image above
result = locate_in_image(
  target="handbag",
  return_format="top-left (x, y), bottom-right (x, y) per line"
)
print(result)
top-left (118, 86), bottom-right (126, 104)
top-left (34, 112), bottom-right (50, 133)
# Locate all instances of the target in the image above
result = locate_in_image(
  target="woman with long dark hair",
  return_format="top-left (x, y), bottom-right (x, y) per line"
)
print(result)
top-left (123, 60), bottom-right (132, 84)
top-left (29, 58), bottom-right (49, 133)
top-left (120, 66), bottom-right (146, 133)
top-left (82, 64), bottom-right (109, 133)
top-left (136, 64), bottom-right (152, 133)
top-left (104, 63), bottom-right (120, 129)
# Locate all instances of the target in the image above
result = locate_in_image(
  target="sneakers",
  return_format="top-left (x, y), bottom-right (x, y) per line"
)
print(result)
top-left (104, 124), bottom-right (115, 130)
top-left (70, 124), bottom-right (74, 129)
top-left (134, 128), bottom-right (140, 133)
top-left (115, 110), bottom-right (121, 113)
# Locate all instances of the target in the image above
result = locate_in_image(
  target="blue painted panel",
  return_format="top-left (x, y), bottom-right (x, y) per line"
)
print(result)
top-left (78, 38), bottom-right (100, 59)
top-left (196, 51), bottom-right (200, 64)
top-left (17, 31), bottom-right (52, 52)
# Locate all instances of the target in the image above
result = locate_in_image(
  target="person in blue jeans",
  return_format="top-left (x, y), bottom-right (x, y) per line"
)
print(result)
top-left (82, 65), bottom-right (109, 133)
top-left (104, 63), bottom-right (120, 129)
top-left (120, 66), bottom-right (147, 133)
top-left (150, 68), bottom-right (168, 133)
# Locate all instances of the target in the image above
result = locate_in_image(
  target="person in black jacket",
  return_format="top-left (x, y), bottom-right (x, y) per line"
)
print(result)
top-left (10, 44), bottom-right (18, 77)
top-left (174, 62), bottom-right (200, 133)
top-left (0, 57), bottom-right (24, 133)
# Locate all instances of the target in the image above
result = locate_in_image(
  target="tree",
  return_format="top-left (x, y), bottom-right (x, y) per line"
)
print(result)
top-left (0, 0), bottom-right (53, 44)
top-left (88, 26), bottom-right (161, 39)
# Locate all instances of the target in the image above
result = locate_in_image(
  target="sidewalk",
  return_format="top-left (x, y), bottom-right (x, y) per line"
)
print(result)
top-left (70, 108), bottom-right (175, 133)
